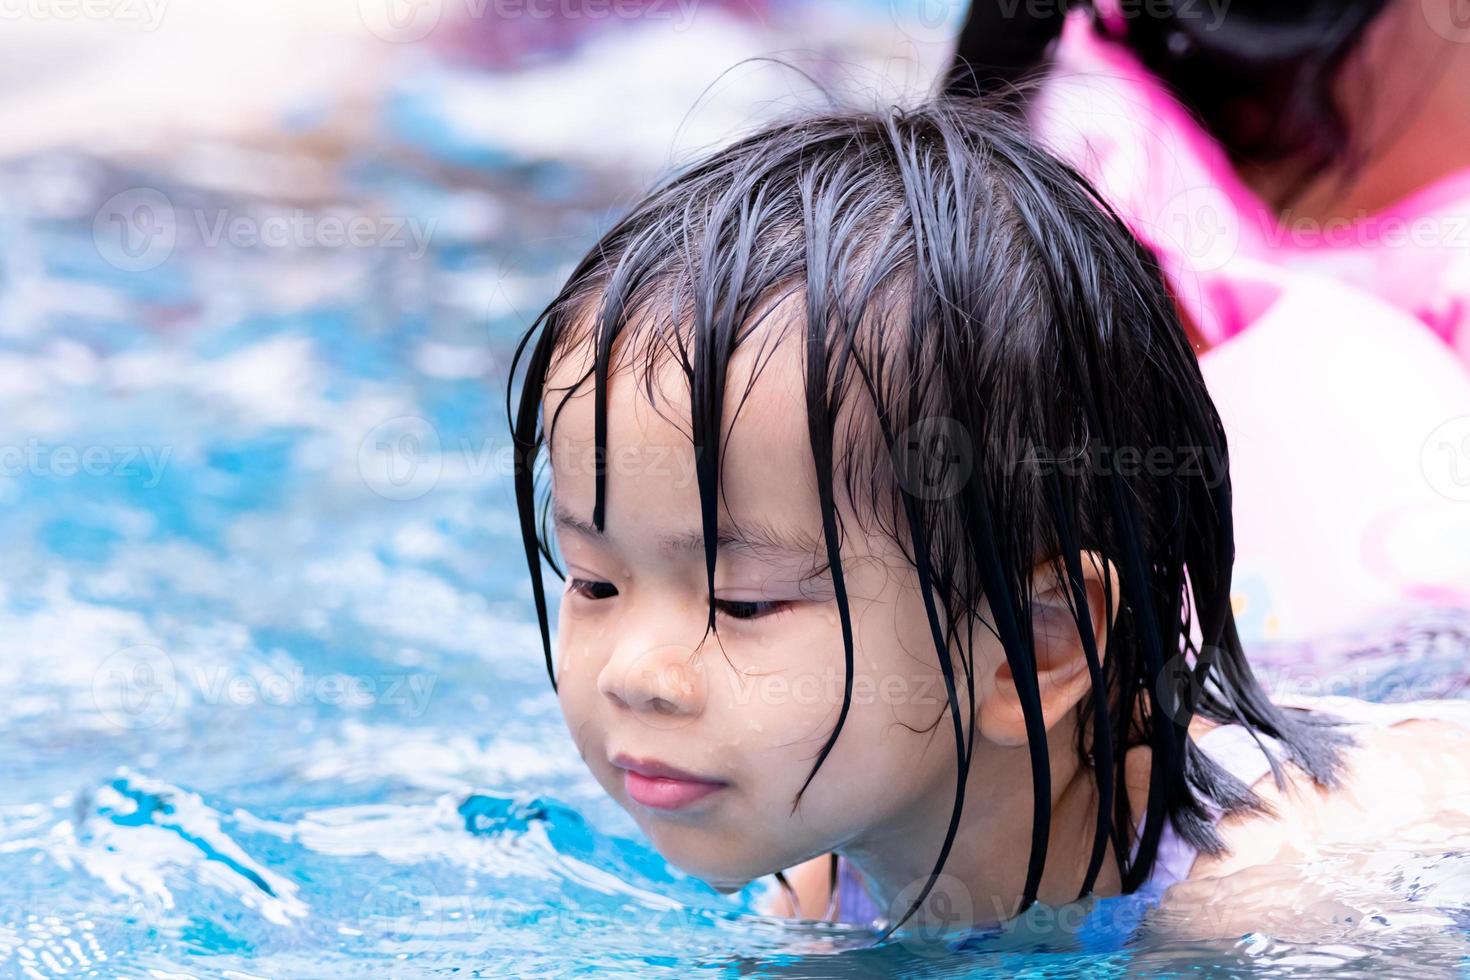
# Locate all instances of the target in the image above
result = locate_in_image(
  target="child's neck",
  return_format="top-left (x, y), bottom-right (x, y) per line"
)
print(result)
top-left (840, 718), bottom-right (1132, 930)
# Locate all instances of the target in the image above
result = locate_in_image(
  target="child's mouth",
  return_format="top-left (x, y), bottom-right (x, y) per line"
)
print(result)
top-left (611, 754), bottom-right (729, 810)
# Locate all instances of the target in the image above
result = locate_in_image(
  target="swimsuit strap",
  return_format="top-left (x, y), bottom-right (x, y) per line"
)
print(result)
top-left (833, 854), bottom-right (881, 926)
top-left (1143, 722), bottom-right (1285, 888)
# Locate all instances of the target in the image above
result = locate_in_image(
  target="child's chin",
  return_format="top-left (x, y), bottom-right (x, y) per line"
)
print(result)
top-left (706, 878), bottom-right (753, 895)
top-left (646, 833), bottom-right (768, 889)
top-left (667, 853), bottom-right (766, 890)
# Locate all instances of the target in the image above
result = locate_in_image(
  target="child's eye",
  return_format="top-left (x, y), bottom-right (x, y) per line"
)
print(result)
top-left (566, 579), bottom-right (792, 621)
top-left (568, 578), bottom-right (618, 601)
top-left (715, 599), bottom-right (794, 621)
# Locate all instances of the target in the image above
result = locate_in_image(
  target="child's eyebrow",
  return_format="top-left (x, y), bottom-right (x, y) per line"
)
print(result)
top-left (553, 503), bottom-right (828, 565)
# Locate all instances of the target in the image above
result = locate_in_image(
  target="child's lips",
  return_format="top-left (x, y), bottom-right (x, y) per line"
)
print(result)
top-left (622, 770), bottom-right (727, 809)
top-left (611, 754), bottom-right (729, 811)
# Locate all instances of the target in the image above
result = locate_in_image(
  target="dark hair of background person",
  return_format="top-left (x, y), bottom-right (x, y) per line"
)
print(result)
top-left (946, 0), bottom-right (1395, 205)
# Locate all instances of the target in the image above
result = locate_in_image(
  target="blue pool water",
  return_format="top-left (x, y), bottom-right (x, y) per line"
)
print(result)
top-left (2, 33), bottom-right (1470, 980)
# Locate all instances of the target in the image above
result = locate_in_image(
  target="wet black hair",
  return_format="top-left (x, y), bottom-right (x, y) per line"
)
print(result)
top-left (506, 98), bottom-right (1349, 938)
top-left (947, 0), bottom-right (1394, 205)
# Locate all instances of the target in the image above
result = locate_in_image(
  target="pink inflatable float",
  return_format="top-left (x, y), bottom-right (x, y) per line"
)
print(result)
top-left (1030, 11), bottom-right (1470, 643)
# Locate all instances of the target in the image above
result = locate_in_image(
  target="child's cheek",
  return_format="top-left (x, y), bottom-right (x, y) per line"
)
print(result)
top-left (553, 622), bottom-right (607, 758)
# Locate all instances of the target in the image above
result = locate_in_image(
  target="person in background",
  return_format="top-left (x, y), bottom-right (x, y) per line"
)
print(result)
top-left (948, 0), bottom-right (1470, 644)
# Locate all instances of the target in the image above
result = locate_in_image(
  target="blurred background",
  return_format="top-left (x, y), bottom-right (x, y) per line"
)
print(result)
top-left (0, 2), bottom-right (980, 976)
top-left (3, 1), bottom-right (1469, 976)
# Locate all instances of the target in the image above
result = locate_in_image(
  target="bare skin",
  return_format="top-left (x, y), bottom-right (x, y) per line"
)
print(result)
top-left (1240, 0), bottom-right (1470, 222)
top-left (543, 308), bottom-right (1470, 939)
top-left (773, 713), bottom-right (1470, 934)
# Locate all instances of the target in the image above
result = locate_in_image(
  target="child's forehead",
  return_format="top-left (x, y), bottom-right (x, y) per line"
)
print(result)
top-left (542, 308), bottom-right (814, 463)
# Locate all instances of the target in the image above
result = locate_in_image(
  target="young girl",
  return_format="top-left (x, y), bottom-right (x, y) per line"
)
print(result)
top-left (507, 100), bottom-right (1470, 943)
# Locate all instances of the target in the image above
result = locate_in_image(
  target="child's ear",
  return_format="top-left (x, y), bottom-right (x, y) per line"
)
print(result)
top-left (977, 551), bottom-right (1119, 747)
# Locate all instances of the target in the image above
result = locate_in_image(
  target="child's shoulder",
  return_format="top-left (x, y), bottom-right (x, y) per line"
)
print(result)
top-left (764, 853), bottom-right (832, 920)
top-left (1191, 694), bottom-right (1470, 881)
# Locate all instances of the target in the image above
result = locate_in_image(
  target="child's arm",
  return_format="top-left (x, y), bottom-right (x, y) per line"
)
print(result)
top-left (764, 854), bottom-right (834, 920)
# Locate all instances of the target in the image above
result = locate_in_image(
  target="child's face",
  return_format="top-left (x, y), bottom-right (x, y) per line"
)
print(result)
top-left (544, 322), bottom-right (991, 891)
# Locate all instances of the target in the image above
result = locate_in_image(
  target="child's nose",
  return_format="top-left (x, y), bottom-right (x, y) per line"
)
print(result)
top-left (596, 632), bottom-right (708, 725)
